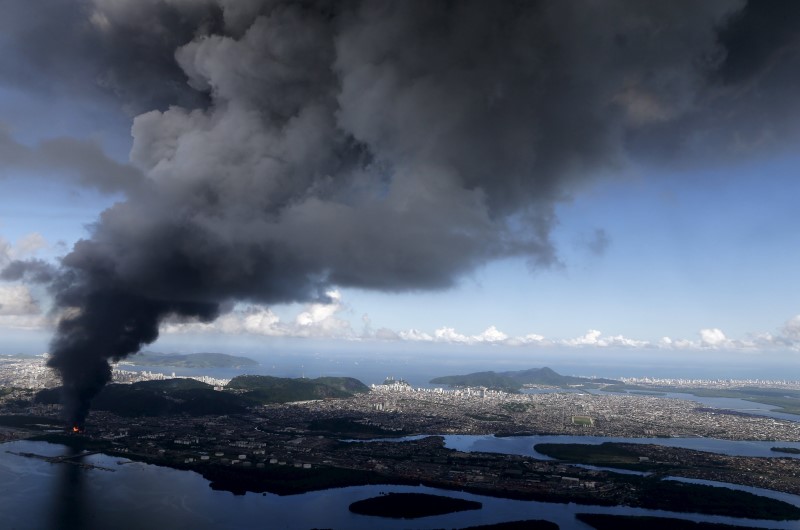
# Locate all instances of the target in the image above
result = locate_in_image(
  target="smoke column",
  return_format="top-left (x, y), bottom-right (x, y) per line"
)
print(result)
top-left (3, 0), bottom-right (800, 425)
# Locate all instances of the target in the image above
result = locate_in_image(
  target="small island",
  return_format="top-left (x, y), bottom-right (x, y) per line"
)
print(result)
top-left (430, 367), bottom-right (618, 392)
top-left (349, 492), bottom-right (481, 518)
top-left (122, 351), bottom-right (259, 369)
top-left (772, 447), bottom-right (800, 455)
top-left (534, 442), bottom-right (656, 470)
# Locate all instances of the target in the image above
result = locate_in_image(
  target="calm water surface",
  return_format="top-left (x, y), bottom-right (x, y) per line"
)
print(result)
top-left (587, 389), bottom-right (800, 423)
top-left (2, 440), bottom-right (799, 530)
top-left (438, 434), bottom-right (800, 459)
top-left (344, 433), bottom-right (800, 459)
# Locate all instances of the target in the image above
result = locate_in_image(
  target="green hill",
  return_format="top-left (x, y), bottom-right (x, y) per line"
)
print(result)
top-left (430, 367), bottom-right (619, 391)
top-left (227, 375), bottom-right (369, 404)
top-left (35, 375), bottom-right (370, 416)
top-left (430, 371), bottom-right (522, 392)
top-left (133, 378), bottom-right (212, 391)
top-left (35, 379), bottom-right (249, 417)
top-left (501, 367), bottom-right (617, 386)
top-left (123, 351), bottom-right (258, 369)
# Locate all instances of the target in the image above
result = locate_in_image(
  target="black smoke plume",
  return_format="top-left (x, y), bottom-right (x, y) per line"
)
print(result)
top-left (3, 1), bottom-right (800, 425)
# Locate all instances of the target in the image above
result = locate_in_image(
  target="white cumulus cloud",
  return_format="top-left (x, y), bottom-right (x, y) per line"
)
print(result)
top-left (145, 288), bottom-right (800, 354)
top-left (0, 284), bottom-right (40, 316)
top-left (562, 329), bottom-right (603, 346)
top-left (398, 329), bottom-right (434, 342)
top-left (560, 329), bottom-right (650, 348)
top-left (699, 328), bottom-right (729, 348)
top-left (474, 325), bottom-right (509, 343)
top-left (0, 284), bottom-right (48, 330)
top-left (433, 327), bottom-right (471, 343)
top-left (428, 325), bottom-right (510, 344)
top-left (162, 290), bottom-right (354, 339)
top-left (781, 315), bottom-right (800, 342)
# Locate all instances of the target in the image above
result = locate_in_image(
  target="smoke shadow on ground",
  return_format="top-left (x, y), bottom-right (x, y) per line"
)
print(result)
top-left (48, 447), bottom-right (95, 530)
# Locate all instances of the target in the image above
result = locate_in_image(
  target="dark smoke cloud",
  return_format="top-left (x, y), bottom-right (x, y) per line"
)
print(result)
top-left (3, 0), bottom-right (800, 424)
top-left (626, 0), bottom-right (800, 163)
top-left (0, 259), bottom-right (57, 284)
top-left (0, 0), bottom-right (221, 113)
top-left (0, 128), bottom-right (145, 194)
top-left (717, 0), bottom-right (800, 83)
top-left (587, 229), bottom-right (611, 257)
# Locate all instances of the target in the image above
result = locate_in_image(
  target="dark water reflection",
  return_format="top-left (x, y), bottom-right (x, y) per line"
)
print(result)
top-left (50, 448), bottom-right (92, 530)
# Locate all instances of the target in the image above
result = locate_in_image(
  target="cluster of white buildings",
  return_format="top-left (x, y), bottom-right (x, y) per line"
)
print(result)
top-left (620, 376), bottom-right (800, 390)
top-left (0, 355), bottom-right (59, 389)
top-left (0, 355), bottom-right (232, 390)
top-left (371, 382), bottom-right (501, 399)
top-left (111, 368), bottom-right (230, 387)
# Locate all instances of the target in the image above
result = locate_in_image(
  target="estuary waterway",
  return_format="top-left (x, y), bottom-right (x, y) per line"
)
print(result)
top-left (438, 434), bottom-right (800, 459)
top-left (3, 439), bottom-right (799, 530)
top-left (588, 389), bottom-right (800, 423)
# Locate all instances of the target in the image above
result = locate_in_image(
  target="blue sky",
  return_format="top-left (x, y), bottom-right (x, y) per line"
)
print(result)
top-left (3, 107), bottom-right (799, 354)
top-left (341, 151), bottom-right (800, 343)
top-left (2, 1), bottom-right (800, 376)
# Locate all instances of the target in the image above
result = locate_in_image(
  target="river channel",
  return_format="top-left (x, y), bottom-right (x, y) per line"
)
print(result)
top-left (3, 438), bottom-right (799, 530)
top-left (440, 434), bottom-right (800, 459)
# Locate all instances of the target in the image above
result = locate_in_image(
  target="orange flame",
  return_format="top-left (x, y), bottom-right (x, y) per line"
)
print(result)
top-left (72, 426), bottom-right (81, 433)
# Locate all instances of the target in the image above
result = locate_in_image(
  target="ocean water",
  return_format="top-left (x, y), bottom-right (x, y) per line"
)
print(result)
top-left (122, 344), bottom-right (800, 388)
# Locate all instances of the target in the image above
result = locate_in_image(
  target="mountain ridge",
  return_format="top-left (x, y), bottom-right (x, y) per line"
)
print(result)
top-left (122, 351), bottom-right (258, 369)
top-left (430, 367), bottom-right (619, 391)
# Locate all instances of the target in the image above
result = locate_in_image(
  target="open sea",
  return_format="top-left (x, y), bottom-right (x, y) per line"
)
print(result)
top-left (121, 343), bottom-right (800, 388)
